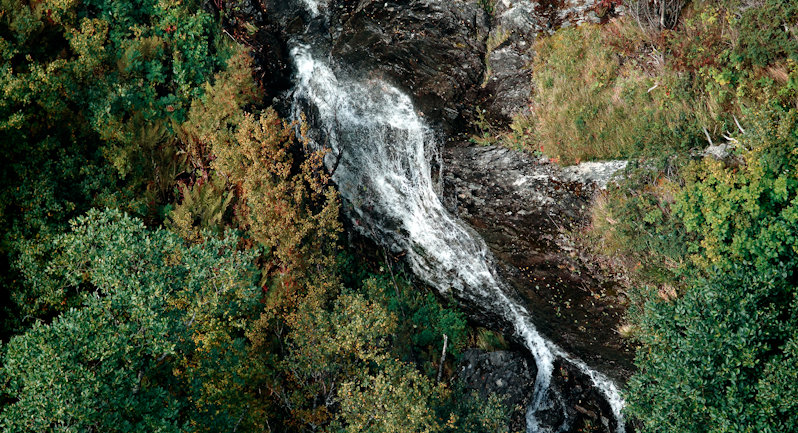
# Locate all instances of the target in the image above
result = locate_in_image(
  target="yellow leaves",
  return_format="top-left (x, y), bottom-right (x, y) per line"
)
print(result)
top-left (179, 48), bottom-right (258, 169)
top-left (166, 175), bottom-right (233, 243)
top-left (337, 361), bottom-right (443, 433)
top-left (210, 105), bottom-right (340, 285)
top-left (21, 0), bottom-right (79, 30)
top-left (68, 18), bottom-right (109, 72)
top-left (156, 0), bottom-right (184, 12)
top-left (773, 175), bottom-right (789, 201)
top-left (1, 0), bottom-right (75, 46)
top-left (231, 110), bottom-right (295, 180)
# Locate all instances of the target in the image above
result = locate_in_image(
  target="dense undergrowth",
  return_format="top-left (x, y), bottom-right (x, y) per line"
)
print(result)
top-left (0, 0), bottom-right (510, 431)
top-left (516, 0), bottom-right (798, 431)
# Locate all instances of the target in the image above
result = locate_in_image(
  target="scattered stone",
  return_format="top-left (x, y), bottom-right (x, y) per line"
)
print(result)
top-left (702, 142), bottom-right (732, 160)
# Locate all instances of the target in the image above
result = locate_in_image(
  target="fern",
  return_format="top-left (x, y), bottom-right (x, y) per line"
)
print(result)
top-left (166, 175), bottom-right (233, 242)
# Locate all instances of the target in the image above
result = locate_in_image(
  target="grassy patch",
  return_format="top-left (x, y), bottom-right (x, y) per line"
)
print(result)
top-left (526, 21), bottom-right (704, 164)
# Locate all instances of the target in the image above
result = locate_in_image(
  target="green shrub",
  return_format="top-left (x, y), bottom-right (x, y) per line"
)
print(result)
top-left (733, 0), bottom-right (798, 67)
top-left (666, 1), bottom-right (798, 120)
top-left (627, 107), bottom-right (798, 432)
top-left (675, 108), bottom-right (798, 275)
top-left (587, 158), bottom-right (690, 288)
top-left (627, 265), bottom-right (798, 433)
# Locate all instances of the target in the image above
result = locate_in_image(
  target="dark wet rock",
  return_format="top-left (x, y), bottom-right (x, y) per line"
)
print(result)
top-left (231, 0), bottom-right (490, 129)
top-left (457, 349), bottom-right (537, 431)
top-left (482, 40), bottom-right (535, 121)
top-left (481, 0), bottom-right (541, 121)
top-left (548, 358), bottom-right (625, 433)
top-left (443, 144), bottom-right (634, 383)
top-left (225, 0), bottom-right (617, 126)
top-left (328, 0), bottom-right (489, 128)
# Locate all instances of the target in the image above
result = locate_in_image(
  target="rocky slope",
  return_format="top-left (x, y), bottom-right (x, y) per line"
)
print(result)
top-left (221, 0), bottom-right (631, 431)
top-left (444, 144), bottom-right (633, 382)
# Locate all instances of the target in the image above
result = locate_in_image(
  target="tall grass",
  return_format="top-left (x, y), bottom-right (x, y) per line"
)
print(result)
top-left (526, 21), bottom-right (703, 164)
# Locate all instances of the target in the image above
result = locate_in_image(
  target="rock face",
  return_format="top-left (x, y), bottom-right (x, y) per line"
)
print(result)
top-left (546, 357), bottom-right (624, 433)
top-left (457, 349), bottom-right (537, 431)
top-left (234, 0), bottom-right (490, 129)
top-left (329, 0), bottom-right (489, 127)
top-left (443, 144), bottom-right (634, 382)
top-left (562, 160), bottom-right (628, 189)
top-left (482, 0), bottom-right (541, 120)
top-left (232, 0), bottom-right (612, 123)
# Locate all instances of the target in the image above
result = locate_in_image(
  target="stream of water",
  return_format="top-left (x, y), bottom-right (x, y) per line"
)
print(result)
top-left (288, 4), bottom-right (626, 431)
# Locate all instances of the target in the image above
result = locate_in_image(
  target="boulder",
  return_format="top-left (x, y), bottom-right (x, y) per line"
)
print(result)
top-left (562, 160), bottom-right (628, 189)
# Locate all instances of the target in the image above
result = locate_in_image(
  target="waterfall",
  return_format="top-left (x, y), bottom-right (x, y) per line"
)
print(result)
top-left (289, 21), bottom-right (626, 433)
top-left (298, 0), bottom-right (327, 17)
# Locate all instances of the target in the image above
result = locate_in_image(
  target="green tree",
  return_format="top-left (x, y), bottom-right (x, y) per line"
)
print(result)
top-left (0, 0), bottom-right (234, 224)
top-left (336, 360), bottom-right (444, 433)
top-left (0, 0), bottom-right (240, 333)
top-left (268, 272), bottom-right (506, 433)
top-left (0, 209), bottom-right (262, 432)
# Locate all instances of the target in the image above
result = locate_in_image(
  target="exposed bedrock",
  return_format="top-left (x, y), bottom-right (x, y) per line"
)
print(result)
top-left (328, 0), bottom-right (490, 127)
top-left (227, 0), bottom-right (615, 123)
top-left (232, 0), bottom-right (489, 128)
top-left (458, 349), bottom-right (538, 432)
top-left (457, 347), bottom-right (624, 433)
top-left (443, 144), bottom-right (633, 382)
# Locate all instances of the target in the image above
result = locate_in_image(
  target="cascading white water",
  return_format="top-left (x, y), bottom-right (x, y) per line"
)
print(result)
top-left (290, 39), bottom-right (626, 433)
top-left (298, 0), bottom-right (327, 17)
